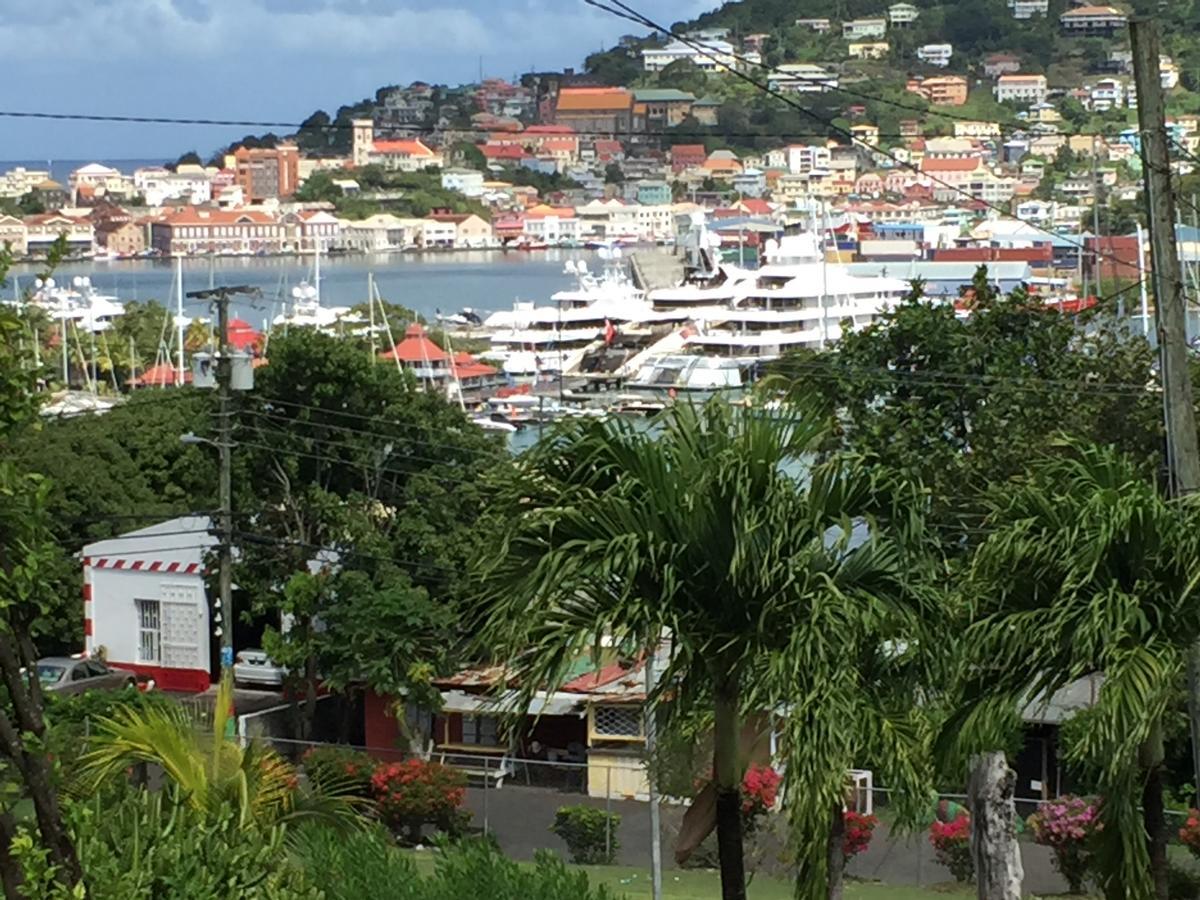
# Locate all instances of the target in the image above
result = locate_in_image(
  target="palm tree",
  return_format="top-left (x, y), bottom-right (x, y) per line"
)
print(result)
top-left (952, 440), bottom-right (1200, 900)
top-left (79, 675), bottom-right (362, 831)
top-left (473, 400), bottom-right (935, 900)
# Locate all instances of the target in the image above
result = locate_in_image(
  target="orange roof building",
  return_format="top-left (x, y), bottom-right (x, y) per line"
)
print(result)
top-left (553, 88), bottom-right (633, 134)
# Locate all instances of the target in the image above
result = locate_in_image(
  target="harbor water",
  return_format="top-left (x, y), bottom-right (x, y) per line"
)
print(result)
top-left (6, 250), bottom-right (605, 327)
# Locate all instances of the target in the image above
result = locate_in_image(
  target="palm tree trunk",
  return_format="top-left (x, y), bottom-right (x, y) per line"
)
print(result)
top-left (713, 673), bottom-right (746, 900)
top-left (1140, 725), bottom-right (1168, 900)
top-left (826, 801), bottom-right (846, 900)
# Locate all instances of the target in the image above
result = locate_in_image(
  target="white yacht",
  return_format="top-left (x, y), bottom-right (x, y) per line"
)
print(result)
top-left (22, 276), bottom-right (126, 333)
top-left (629, 231), bottom-right (909, 390)
top-left (271, 249), bottom-right (352, 332)
top-left (481, 251), bottom-right (666, 379)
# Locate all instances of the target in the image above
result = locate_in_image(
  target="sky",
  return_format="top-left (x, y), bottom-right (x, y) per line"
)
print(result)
top-left (0, 0), bottom-right (713, 162)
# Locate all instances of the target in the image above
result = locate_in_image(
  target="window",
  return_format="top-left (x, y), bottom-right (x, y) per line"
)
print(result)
top-left (137, 599), bottom-right (161, 663)
top-left (592, 704), bottom-right (644, 739)
top-left (461, 714), bottom-right (500, 747)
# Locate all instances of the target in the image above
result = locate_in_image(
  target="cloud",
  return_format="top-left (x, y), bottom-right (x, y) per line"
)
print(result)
top-left (0, 0), bottom-right (712, 156)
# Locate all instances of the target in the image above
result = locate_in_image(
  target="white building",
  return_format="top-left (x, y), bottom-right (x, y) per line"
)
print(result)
top-left (1010, 0), bottom-right (1049, 18)
top-left (888, 3), bottom-right (920, 25)
top-left (768, 64), bottom-right (839, 93)
top-left (995, 74), bottom-right (1049, 105)
top-left (842, 18), bottom-right (888, 39)
top-left (338, 214), bottom-right (423, 252)
top-left (69, 163), bottom-right (135, 200)
top-left (917, 44), bottom-right (953, 68)
top-left (82, 517), bottom-right (216, 694)
top-left (441, 168), bottom-right (486, 198)
top-left (0, 167), bottom-right (50, 199)
top-left (134, 167), bottom-right (213, 207)
top-left (642, 39), bottom-right (758, 73)
top-left (1087, 78), bottom-right (1125, 111)
top-left (787, 144), bottom-right (833, 175)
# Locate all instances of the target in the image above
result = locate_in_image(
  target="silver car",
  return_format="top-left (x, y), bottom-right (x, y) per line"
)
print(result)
top-left (37, 657), bottom-right (136, 695)
top-left (233, 650), bottom-right (286, 689)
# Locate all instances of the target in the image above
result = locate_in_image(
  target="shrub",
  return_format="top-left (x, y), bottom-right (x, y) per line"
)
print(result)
top-left (1027, 795), bottom-right (1099, 894)
top-left (1181, 809), bottom-right (1200, 859)
top-left (1169, 860), bottom-right (1200, 900)
top-left (302, 745), bottom-right (375, 797)
top-left (551, 805), bottom-right (621, 864)
top-left (43, 786), bottom-right (319, 899)
top-left (740, 764), bottom-right (782, 833)
top-left (371, 758), bottom-right (467, 843)
top-left (294, 830), bottom-right (618, 900)
top-left (929, 813), bottom-right (973, 883)
top-left (843, 811), bottom-right (878, 863)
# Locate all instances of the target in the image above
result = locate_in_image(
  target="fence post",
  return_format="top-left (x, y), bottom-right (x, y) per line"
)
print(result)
top-left (482, 756), bottom-right (490, 838)
top-left (605, 765), bottom-right (612, 862)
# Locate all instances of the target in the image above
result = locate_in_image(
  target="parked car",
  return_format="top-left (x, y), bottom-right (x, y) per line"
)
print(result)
top-left (233, 650), bottom-right (285, 689)
top-left (36, 657), bottom-right (136, 695)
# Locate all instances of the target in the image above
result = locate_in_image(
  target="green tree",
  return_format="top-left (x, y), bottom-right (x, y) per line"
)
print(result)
top-left (771, 275), bottom-right (1162, 533)
top-left (234, 330), bottom-right (503, 735)
top-left (448, 141), bottom-right (487, 171)
top-left (0, 241), bottom-right (85, 895)
top-left (604, 163), bottom-right (625, 185)
top-left (951, 441), bottom-right (1200, 899)
top-left (473, 400), bottom-right (934, 900)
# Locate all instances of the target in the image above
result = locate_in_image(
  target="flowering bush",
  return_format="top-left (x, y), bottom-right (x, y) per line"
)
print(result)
top-left (1027, 795), bottom-right (1099, 894)
top-left (740, 765), bottom-right (782, 836)
top-left (302, 745), bottom-right (375, 797)
top-left (843, 811), bottom-right (878, 863)
top-left (371, 759), bottom-right (467, 843)
top-left (1180, 810), bottom-right (1200, 859)
top-left (929, 813), bottom-right (973, 883)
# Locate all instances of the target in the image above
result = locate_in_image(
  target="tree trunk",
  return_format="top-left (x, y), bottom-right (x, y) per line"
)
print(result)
top-left (968, 751), bottom-right (1023, 900)
top-left (1140, 725), bottom-right (1169, 900)
top-left (826, 801), bottom-right (846, 900)
top-left (0, 810), bottom-right (24, 900)
top-left (0, 637), bottom-right (84, 892)
top-left (303, 653), bottom-right (319, 741)
top-left (713, 675), bottom-right (746, 900)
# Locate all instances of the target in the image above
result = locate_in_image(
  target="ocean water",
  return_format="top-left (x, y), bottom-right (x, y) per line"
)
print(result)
top-left (4, 250), bottom-right (601, 325)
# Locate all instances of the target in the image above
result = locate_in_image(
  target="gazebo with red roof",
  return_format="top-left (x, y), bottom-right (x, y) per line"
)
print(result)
top-left (380, 323), bottom-right (450, 378)
top-left (128, 364), bottom-right (192, 388)
top-left (226, 318), bottom-right (262, 353)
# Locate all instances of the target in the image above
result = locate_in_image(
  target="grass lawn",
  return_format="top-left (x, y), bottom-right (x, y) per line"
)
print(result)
top-left (408, 850), bottom-right (970, 899)
top-left (578, 867), bottom-right (972, 899)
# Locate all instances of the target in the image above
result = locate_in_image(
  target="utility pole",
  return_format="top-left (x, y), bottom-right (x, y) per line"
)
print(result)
top-left (1132, 18), bottom-right (1200, 801)
top-left (186, 285), bottom-right (260, 680)
top-left (644, 643), bottom-right (663, 900)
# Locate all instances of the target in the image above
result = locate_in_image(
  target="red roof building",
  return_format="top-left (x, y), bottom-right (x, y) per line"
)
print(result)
top-left (128, 363), bottom-right (192, 388)
top-left (226, 318), bottom-right (261, 352)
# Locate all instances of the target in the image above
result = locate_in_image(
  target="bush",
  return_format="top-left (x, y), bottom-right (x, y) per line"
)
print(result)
top-left (302, 745), bottom-right (376, 797)
top-left (1169, 861), bottom-right (1200, 900)
top-left (551, 805), bottom-right (621, 865)
top-left (33, 786), bottom-right (319, 899)
top-left (1027, 795), bottom-right (1099, 894)
top-left (294, 830), bottom-right (618, 900)
top-left (929, 813), bottom-right (973, 883)
top-left (843, 811), bottom-right (878, 863)
top-left (371, 759), bottom-right (468, 843)
top-left (740, 765), bottom-right (781, 835)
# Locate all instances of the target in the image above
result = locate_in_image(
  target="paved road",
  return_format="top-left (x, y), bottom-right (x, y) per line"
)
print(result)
top-left (461, 783), bottom-right (1070, 894)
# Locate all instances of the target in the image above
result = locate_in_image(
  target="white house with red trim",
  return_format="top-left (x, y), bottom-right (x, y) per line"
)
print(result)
top-left (82, 517), bottom-right (215, 693)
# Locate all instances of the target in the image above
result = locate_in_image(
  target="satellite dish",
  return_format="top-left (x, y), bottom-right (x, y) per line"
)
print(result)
top-left (34, 278), bottom-right (44, 289)
top-left (45, 278), bottom-right (55, 289)
top-left (565, 260), bottom-right (578, 274)
top-left (597, 247), bottom-right (611, 260)
top-left (81, 276), bottom-right (91, 288)
top-left (578, 260), bottom-right (589, 272)
top-left (72, 276), bottom-right (84, 288)
top-left (612, 247), bottom-right (623, 259)
top-left (291, 286), bottom-right (304, 300)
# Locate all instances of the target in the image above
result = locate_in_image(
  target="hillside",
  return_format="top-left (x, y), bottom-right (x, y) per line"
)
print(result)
top-left (586, 0), bottom-right (1200, 94)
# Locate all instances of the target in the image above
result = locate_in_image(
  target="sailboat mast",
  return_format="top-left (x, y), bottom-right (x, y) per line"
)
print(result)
top-left (176, 256), bottom-right (185, 385)
top-left (368, 272), bottom-right (377, 363)
top-left (61, 309), bottom-right (69, 386)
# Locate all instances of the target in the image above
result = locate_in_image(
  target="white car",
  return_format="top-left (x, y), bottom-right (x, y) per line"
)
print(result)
top-left (232, 650), bottom-right (286, 689)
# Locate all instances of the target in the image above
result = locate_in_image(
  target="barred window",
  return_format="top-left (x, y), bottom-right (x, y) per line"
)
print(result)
top-left (593, 704), bottom-right (643, 739)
